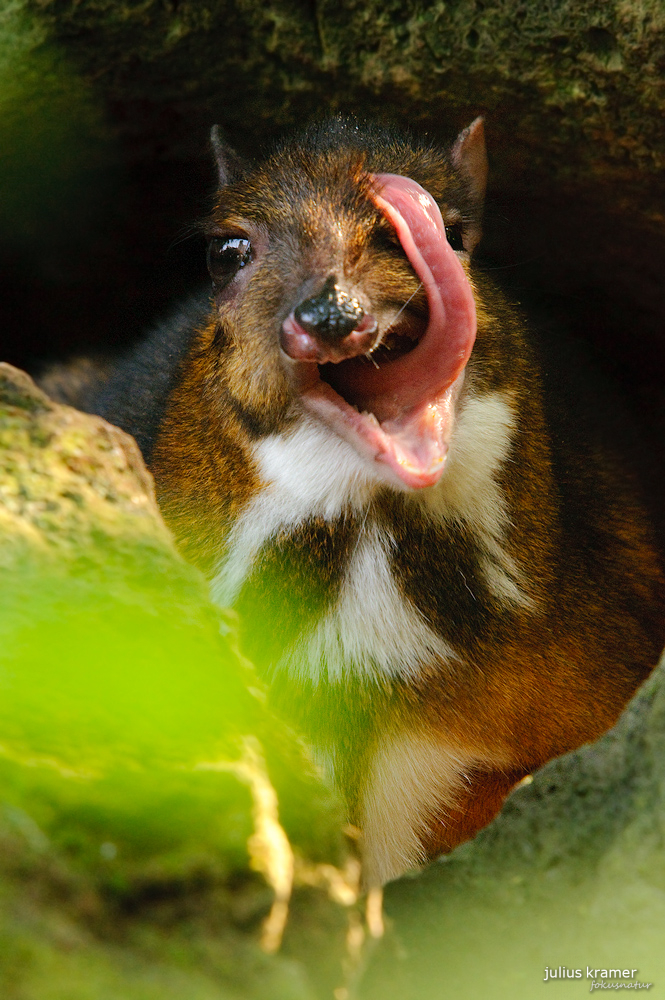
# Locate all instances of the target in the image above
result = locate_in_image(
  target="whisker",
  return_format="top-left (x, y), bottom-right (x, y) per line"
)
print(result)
top-left (369, 282), bottom-right (424, 355)
top-left (168, 224), bottom-right (204, 252)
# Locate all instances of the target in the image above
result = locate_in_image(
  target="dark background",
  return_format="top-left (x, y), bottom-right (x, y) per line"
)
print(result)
top-left (2, 0), bottom-right (664, 434)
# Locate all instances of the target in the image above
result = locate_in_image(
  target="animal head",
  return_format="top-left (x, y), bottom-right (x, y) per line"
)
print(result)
top-left (204, 118), bottom-right (488, 490)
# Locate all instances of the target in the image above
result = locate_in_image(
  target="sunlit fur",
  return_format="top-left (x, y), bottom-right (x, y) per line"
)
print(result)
top-left (418, 391), bottom-right (536, 609)
top-left (58, 118), bottom-right (665, 886)
top-left (274, 522), bottom-right (459, 684)
top-left (362, 729), bottom-right (507, 886)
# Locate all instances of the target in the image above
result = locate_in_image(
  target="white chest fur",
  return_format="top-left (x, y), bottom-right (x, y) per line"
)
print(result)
top-left (209, 415), bottom-right (377, 609)
top-left (209, 393), bottom-right (531, 684)
top-left (210, 414), bottom-right (455, 683)
top-left (276, 521), bottom-right (458, 683)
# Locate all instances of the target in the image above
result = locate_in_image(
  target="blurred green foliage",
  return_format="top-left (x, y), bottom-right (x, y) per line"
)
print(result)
top-left (0, 551), bottom-right (345, 998)
top-left (0, 367), bottom-right (347, 998)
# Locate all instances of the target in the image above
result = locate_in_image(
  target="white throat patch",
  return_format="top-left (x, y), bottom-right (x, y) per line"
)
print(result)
top-left (209, 415), bottom-right (377, 607)
top-left (275, 522), bottom-right (458, 684)
top-left (209, 393), bottom-right (532, 685)
top-left (209, 414), bottom-right (457, 684)
top-left (418, 391), bottom-right (535, 609)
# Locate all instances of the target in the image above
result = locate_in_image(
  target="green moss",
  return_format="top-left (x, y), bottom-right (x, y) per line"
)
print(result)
top-left (16, 0), bottom-right (665, 190)
top-left (0, 366), bottom-right (348, 999)
top-left (358, 658), bottom-right (665, 999)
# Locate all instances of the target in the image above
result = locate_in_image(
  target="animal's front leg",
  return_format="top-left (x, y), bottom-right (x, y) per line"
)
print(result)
top-left (419, 765), bottom-right (529, 859)
top-left (359, 727), bottom-right (518, 886)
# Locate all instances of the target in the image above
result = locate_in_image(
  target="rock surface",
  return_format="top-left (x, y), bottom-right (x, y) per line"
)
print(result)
top-left (23, 0), bottom-right (665, 193)
top-left (3, 0), bottom-right (665, 408)
top-left (358, 647), bottom-right (665, 999)
top-left (0, 363), bottom-right (353, 1000)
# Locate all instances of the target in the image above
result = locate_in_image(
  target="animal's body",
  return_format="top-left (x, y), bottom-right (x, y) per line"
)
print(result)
top-left (50, 119), bottom-right (665, 885)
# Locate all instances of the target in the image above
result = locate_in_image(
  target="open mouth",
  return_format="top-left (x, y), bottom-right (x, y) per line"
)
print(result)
top-left (316, 305), bottom-right (428, 425)
top-left (286, 174), bottom-right (477, 490)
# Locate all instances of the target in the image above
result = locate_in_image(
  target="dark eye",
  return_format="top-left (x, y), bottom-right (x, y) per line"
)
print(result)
top-left (207, 236), bottom-right (252, 286)
top-left (444, 223), bottom-right (464, 252)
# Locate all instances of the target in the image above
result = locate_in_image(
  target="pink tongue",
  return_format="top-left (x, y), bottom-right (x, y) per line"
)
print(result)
top-left (304, 173), bottom-right (478, 488)
top-left (339, 173), bottom-right (477, 421)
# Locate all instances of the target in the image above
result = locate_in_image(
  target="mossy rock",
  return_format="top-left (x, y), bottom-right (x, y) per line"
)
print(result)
top-left (19, 0), bottom-right (665, 192)
top-left (3, 1), bottom-right (665, 423)
top-left (357, 647), bottom-right (665, 999)
top-left (0, 363), bottom-right (351, 1000)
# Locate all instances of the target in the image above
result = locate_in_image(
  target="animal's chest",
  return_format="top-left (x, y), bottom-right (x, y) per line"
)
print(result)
top-left (209, 446), bottom-right (487, 686)
top-left (207, 408), bottom-right (525, 684)
top-left (229, 515), bottom-right (467, 684)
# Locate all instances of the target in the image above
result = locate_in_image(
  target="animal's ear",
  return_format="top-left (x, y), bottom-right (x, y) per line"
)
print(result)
top-left (451, 117), bottom-right (488, 206)
top-left (210, 125), bottom-right (246, 187)
top-left (451, 117), bottom-right (488, 253)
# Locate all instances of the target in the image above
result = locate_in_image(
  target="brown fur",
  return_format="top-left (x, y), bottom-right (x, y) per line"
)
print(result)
top-left (64, 119), bottom-right (665, 882)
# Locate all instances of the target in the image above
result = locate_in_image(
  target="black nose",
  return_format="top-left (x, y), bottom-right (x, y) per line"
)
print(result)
top-left (294, 276), bottom-right (364, 343)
